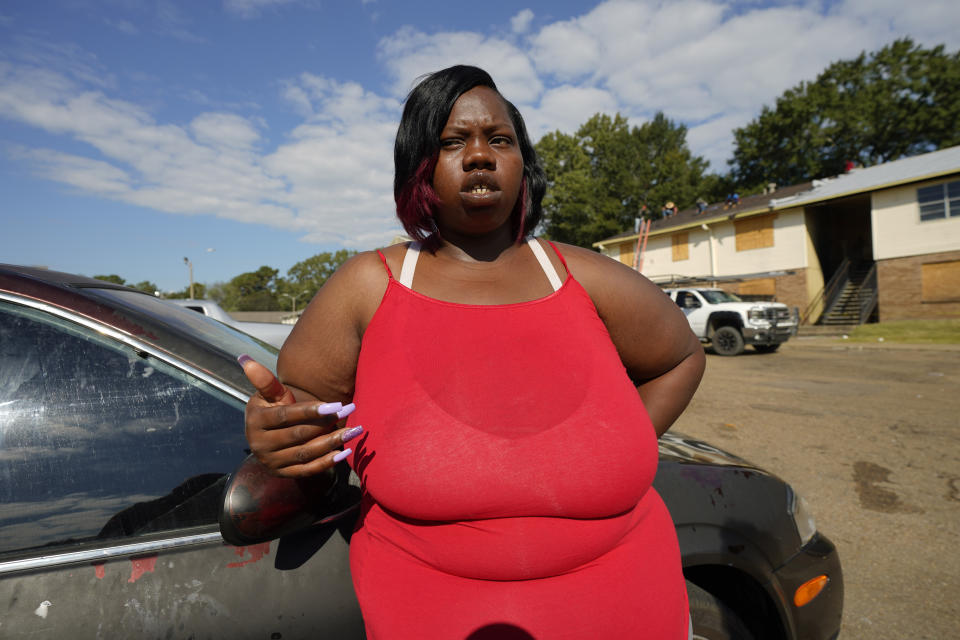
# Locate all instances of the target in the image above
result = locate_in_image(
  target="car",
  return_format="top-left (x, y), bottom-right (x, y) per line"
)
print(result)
top-left (166, 298), bottom-right (294, 349)
top-left (664, 287), bottom-right (798, 356)
top-left (0, 264), bottom-right (842, 639)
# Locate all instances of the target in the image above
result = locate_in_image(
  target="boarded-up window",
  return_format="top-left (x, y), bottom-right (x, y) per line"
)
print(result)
top-left (735, 214), bottom-right (775, 251)
top-left (618, 242), bottom-right (635, 266)
top-left (740, 278), bottom-right (776, 296)
top-left (672, 232), bottom-right (689, 261)
top-left (922, 260), bottom-right (960, 302)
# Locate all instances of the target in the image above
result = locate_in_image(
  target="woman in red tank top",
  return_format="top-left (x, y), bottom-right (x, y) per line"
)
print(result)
top-left (239, 66), bottom-right (705, 639)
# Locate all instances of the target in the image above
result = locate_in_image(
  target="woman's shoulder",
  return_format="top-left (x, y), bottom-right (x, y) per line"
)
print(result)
top-left (546, 241), bottom-right (640, 281)
top-left (545, 240), bottom-right (663, 308)
top-left (320, 244), bottom-right (409, 323)
top-left (327, 246), bottom-right (399, 288)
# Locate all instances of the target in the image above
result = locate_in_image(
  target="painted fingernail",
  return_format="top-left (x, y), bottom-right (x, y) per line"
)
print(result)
top-left (332, 448), bottom-right (352, 463)
top-left (336, 403), bottom-right (356, 419)
top-left (317, 402), bottom-right (343, 416)
top-left (237, 354), bottom-right (253, 367)
top-left (341, 426), bottom-right (364, 444)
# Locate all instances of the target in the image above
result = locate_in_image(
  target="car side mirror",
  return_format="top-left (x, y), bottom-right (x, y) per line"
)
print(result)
top-left (219, 454), bottom-right (359, 546)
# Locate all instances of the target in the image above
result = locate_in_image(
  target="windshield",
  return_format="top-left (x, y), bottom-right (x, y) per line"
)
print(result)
top-left (87, 289), bottom-right (279, 372)
top-left (698, 289), bottom-right (743, 304)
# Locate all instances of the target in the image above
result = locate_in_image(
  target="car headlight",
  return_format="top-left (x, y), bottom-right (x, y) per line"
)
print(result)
top-left (747, 308), bottom-right (765, 322)
top-left (787, 485), bottom-right (817, 546)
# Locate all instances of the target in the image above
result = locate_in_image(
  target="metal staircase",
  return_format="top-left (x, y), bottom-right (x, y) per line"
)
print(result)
top-left (820, 262), bottom-right (878, 325)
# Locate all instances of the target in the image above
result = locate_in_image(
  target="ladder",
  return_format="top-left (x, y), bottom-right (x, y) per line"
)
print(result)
top-left (633, 218), bottom-right (652, 272)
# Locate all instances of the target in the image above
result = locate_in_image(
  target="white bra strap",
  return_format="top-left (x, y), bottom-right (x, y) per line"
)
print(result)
top-left (526, 237), bottom-right (563, 291)
top-left (399, 241), bottom-right (421, 288)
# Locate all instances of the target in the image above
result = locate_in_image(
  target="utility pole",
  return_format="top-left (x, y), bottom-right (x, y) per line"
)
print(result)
top-left (183, 257), bottom-right (194, 299)
top-left (281, 292), bottom-right (306, 313)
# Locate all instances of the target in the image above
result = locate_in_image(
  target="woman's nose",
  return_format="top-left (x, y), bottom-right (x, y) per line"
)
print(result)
top-left (462, 139), bottom-right (496, 171)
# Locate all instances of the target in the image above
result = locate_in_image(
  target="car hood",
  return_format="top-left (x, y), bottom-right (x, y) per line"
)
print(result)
top-left (658, 432), bottom-right (763, 470)
top-left (707, 301), bottom-right (788, 311)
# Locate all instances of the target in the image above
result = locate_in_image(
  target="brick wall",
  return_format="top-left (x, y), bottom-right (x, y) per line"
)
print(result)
top-left (773, 270), bottom-right (808, 312)
top-left (723, 269), bottom-right (807, 311)
top-left (877, 250), bottom-right (960, 321)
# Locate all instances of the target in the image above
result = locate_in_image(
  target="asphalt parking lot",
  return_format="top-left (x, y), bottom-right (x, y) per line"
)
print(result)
top-left (672, 338), bottom-right (960, 640)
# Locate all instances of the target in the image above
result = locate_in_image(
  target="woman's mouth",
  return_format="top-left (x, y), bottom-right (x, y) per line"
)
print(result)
top-left (460, 173), bottom-right (502, 207)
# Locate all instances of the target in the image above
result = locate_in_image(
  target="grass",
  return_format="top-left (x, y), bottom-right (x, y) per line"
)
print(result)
top-left (844, 318), bottom-right (960, 344)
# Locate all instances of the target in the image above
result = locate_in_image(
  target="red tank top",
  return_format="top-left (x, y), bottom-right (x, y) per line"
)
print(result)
top-left (344, 239), bottom-right (688, 639)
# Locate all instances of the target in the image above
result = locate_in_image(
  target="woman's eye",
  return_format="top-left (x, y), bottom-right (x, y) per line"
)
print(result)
top-left (491, 136), bottom-right (513, 145)
top-left (440, 138), bottom-right (461, 148)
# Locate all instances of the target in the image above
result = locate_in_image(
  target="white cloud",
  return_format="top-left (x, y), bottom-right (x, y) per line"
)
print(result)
top-left (189, 113), bottom-right (261, 150)
top-left (511, 9), bottom-right (535, 34)
top-left (223, 0), bottom-right (298, 19)
top-left (104, 18), bottom-right (139, 35)
top-left (523, 85), bottom-right (619, 140)
top-left (377, 27), bottom-right (543, 104)
top-left (521, 0), bottom-right (960, 168)
top-left (0, 64), bottom-right (405, 246)
top-left (15, 148), bottom-right (133, 196)
top-left (155, 0), bottom-right (204, 42)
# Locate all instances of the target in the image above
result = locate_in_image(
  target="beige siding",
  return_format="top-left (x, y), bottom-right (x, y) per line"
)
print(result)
top-left (872, 179), bottom-right (960, 260)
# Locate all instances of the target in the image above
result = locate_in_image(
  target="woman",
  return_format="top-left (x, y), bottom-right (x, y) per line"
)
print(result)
top-left (240, 65), bottom-right (705, 639)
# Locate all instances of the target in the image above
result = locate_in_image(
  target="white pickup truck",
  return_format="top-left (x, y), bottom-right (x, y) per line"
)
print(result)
top-left (664, 288), bottom-right (797, 356)
top-left (167, 299), bottom-right (294, 349)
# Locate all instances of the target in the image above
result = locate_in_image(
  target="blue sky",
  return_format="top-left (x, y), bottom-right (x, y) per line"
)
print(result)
top-left (1, 0), bottom-right (957, 293)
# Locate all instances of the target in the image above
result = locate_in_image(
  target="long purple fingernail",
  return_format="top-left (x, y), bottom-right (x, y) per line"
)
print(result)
top-left (317, 402), bottom-right (343, 415)
top-left (341, 426), bottom-right (364, 444)
top-left (336, 403), bottom-right (356, 419)
top-left (237, 354), bottom-right (253, 367)
top-left (333, 448), bottom-right (352, 463)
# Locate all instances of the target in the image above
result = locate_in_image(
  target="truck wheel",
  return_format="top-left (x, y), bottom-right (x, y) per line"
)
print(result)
top-left (753, 344), bottom-right (780, 354)
top-left (711, 326), bottom-right (744, 356)
top-left (687, 581), bottom-right (755, 640)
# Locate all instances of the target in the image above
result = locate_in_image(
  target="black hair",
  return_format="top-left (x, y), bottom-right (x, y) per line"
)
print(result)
top-left (393, 65), bottom-right (546, 247)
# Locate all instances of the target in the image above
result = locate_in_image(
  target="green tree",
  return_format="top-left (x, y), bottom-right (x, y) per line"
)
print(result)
top-left (280, 249), bottom-right (357, 309)
top-left (730, 38), bottom-right (960, 189)
top-left (219, 266), bottom-right (281, 311)
top-left (132, 280), bottom-right (159, 295)
top-left (165, 283), bottom-right (207, 300)
top-left (93, 274), bottom-right (126, 285)
top-left (536, 112), bottom-right (712, 247)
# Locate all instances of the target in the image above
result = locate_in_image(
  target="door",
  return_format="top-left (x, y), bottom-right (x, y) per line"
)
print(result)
top-left (0, 299), bottom-right (364, 638)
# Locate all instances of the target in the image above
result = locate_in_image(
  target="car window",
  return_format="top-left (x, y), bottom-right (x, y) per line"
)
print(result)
top-left (675, 291), bottom-right (701, 309)
top-left (0, 301), bottom-right (248, 557)
top-left (699, 289), bottom-right (743, 303)
top-left (88, 288), bottom-right (279, 372)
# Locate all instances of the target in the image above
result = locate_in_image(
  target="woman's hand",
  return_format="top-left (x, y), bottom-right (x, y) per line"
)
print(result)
top-left (237, 355), bottom-right (362, 478)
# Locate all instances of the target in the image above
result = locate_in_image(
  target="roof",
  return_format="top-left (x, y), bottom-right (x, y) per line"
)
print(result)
top-left (770, 144), bottom-right (960, 209)
top-left (594, 144), bottom-right (960, 248)
top-left (593, 181), bottom-right (813, 247)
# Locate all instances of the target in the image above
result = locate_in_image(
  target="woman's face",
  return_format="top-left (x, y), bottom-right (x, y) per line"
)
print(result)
top-left (431, 86), bottom-right (524, 239)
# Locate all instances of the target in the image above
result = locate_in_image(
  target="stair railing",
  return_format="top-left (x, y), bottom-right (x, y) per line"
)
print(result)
top-left (800, 257), bottom-right (851, 325)
top-left (858, 262), bottom-right (878, 325)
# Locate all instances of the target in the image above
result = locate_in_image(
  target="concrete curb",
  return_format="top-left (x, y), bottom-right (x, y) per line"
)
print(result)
top-left (784, 337), bottom-right (960, 352)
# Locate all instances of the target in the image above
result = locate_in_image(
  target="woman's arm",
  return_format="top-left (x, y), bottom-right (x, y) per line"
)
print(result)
top-left (560, 243), bottom-right (706, 436)
top-left (240, 251), bottom-right (389, 477)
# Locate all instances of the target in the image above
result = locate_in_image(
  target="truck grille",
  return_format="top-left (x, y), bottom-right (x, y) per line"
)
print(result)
top-left (766, 307), bottom-right (791, 321)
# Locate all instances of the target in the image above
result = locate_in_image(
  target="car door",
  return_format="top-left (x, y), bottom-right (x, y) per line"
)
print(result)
top-left (0, 298), bottom-right (364, 638)
top-left (674, 290), bottom-right (708, 336)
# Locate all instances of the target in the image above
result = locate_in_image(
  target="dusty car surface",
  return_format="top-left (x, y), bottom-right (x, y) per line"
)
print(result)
top-left (0, 264), bottom-right (841, 639)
